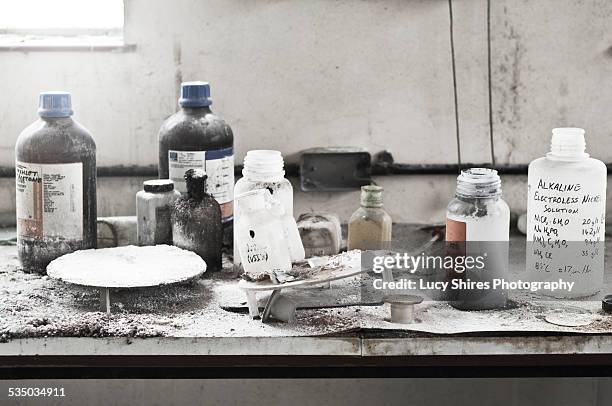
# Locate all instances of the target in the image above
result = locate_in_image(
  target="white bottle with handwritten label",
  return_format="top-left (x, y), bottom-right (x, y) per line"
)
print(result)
top-left (235, 188), bottom-right (304, 281)
top-left (527, 128), bottom-right (607, 297)
top-left (233, 150), bottom-right (294, 269)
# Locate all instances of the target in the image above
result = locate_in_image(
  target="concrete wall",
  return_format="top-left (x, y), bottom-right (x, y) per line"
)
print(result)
top-left (1, 0), bottom-right (611, 224)
top-left (0, 0), bottom-right (458, 167)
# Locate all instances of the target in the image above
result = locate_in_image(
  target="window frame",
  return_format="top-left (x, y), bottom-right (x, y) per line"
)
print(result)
top-left (0, 0), bottom-right (132, 52)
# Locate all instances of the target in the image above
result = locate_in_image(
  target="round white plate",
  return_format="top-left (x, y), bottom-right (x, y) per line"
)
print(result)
top-left (47, 245), bottom-right (206, 288)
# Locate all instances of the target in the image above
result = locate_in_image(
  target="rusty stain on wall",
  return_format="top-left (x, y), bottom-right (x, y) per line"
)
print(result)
top-left (174, 40), bottom-right (183, 105)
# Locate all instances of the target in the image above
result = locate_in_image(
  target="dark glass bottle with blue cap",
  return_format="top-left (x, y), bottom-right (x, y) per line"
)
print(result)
top-left (15, 92), bottom-right (97, 272)
top-left (158, 81), bottom-right (234, 253)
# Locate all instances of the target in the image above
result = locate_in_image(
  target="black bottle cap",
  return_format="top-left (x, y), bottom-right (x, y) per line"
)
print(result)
top-left (144, 179), bottom-right (175, 193)
top-left (602, 295), bottom-right (612, 313)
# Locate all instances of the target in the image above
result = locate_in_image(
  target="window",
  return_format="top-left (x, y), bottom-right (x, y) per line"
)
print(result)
top-left (0, 0), bottom-right (125, 48)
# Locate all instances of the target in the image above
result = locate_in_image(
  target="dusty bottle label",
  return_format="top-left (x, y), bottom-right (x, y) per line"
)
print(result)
top-left (168, 148), bottom-right (234, 221)
top-left (528, 177), bottom-right (605, 242)
top-left (445, 217), bottom-right (467, 258)
top-left (527, 173), bottom-right (606, 295)
top-left (16, 162), bottom-right (83, 240)
top-left (245, 238), bottom-right (270, 265)
top-left (445, 218), bottom-right (466, 242)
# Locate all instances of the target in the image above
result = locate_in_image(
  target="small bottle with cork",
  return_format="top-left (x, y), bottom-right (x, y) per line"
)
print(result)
top-left (347, 185), bottom-right (392, 251)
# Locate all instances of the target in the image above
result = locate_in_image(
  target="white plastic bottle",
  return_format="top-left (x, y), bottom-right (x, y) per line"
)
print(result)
top-left (235, 189), bottom-right (304, 281)
top-left (234, 150), bottom-right (294, 268)
top-left (527, 128), bottom-right (607, 297)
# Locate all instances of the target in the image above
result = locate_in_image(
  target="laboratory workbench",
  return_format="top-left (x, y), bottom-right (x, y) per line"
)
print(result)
top-left (1, 226), bottom-right (612, 378)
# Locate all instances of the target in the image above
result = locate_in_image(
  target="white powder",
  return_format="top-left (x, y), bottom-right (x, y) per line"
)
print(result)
top-left (47, 245), bottom-right (206, 288)
top-left (447, 201), bottom-right (509, 241)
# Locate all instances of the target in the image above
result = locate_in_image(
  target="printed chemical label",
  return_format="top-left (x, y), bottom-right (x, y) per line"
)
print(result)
top-left (16, 162), bottom-right (83, 240)
top-left (168, 148), bottom-right (234, 221)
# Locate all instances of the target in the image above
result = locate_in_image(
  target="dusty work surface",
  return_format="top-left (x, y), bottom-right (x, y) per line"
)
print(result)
top-left (2, 225), bottom-right (612, 357)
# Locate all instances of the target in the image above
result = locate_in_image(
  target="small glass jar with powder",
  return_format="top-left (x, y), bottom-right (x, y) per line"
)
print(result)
top-left (446, 168), bottom-right (510, 310)
top-left (136, 179), bottom-right (180, 246)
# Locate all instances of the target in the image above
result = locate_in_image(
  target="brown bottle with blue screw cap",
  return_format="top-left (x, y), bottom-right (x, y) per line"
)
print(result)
top-left (171, 169), bottom-right (222, 271)
top-left (15, 91), bottom-right (97, 273)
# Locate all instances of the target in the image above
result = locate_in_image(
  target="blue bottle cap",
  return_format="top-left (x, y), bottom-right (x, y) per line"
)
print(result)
top-left (178, 81), bottom-right (212, 107)
top-left (38, 91), bottom-right (73, 118)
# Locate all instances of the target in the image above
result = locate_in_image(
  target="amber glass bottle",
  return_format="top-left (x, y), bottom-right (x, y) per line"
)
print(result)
top-left (15, 92), bottom-right (97, 272)
top-left (172, 169), bottom-right (223, 271)
top-left (347, 185), bottom-right (392, 250)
